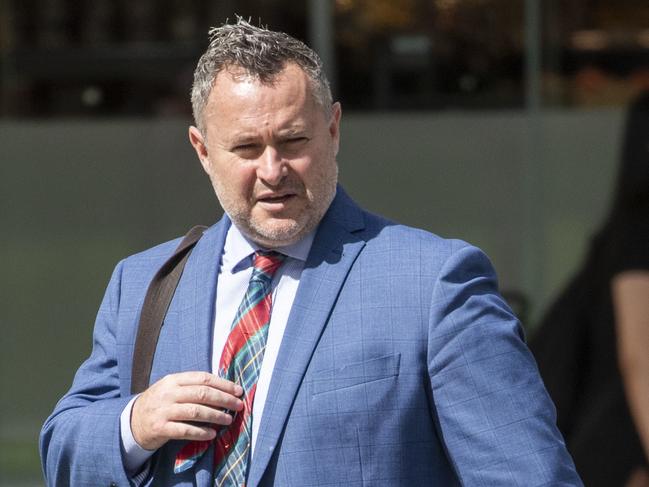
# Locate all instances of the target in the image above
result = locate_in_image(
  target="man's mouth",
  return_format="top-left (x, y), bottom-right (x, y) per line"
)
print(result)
top-left (256, 191), bottom-right (297, 203)
top-left (259, 194), bottom-right (292, 202)
top-left (255, 192), bottom-right (298, 208)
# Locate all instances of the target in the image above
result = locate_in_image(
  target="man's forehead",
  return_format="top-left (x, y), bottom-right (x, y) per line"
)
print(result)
top-left (205, 65), bottom-right (313, 114)
top-left (216, 115), bottom-right (310, 143)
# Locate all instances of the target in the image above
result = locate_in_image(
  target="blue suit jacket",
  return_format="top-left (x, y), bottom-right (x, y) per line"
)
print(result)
top-left (40, 188), bottom-right (582, 486)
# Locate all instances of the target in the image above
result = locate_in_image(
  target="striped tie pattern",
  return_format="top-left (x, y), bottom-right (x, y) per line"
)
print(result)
top-left (174, 251), bottom-right (285, 487)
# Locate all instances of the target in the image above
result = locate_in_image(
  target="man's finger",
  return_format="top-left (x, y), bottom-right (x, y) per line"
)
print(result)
top-left (163, 421), bottom-right (220, 443)
top-left (171, 371), bottom-right (243, 395)
top-left (168, 403), bottom-right (237, 426)
top-left (176, 385), bottom-right (244, 411)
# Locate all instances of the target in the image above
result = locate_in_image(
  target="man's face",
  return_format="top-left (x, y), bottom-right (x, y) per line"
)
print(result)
top-left (189, 63), bottom-right (341, 248)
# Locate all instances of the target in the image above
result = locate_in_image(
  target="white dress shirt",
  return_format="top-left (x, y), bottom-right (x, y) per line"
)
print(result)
top-left (120, 223), bottom-right (314, 475)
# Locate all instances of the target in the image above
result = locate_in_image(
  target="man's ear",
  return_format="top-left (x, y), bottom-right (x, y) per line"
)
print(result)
top-left (188, 126), bottom-right (210, 173)
top-left (329, 102), bottom-right (342, 156)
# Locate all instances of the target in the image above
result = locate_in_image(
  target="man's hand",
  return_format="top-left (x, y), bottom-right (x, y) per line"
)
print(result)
top-left (131, 371), bottom-right (244, 451)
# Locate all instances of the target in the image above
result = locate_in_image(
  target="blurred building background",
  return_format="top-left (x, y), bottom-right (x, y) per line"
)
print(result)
top-left (1, 0), bottom-right (648, 484)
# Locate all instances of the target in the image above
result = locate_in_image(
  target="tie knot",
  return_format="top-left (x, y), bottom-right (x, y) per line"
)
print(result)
top-left (251, 251), bottom-right (286, 283)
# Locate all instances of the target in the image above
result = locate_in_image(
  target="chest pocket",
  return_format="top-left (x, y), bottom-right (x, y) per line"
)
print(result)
top-left (308, 353), bottom-right (401, 400)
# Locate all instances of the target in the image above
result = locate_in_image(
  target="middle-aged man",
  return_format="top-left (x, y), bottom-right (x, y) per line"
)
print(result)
top-left (41, 20), bottom-right (582, 486)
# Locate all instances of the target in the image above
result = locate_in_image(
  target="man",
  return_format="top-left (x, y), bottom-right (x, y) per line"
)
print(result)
top-left (40, 20), bottom-right (582, 486)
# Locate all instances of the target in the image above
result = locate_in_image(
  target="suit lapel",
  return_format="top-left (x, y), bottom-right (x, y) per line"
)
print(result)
top-left (248, 189), bottom-right (366, 487)
top-left (177, 216), bottom-right (231, 373)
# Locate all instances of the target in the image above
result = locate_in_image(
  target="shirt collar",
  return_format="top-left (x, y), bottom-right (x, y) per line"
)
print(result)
top-left (222, 222), bottom-right (316, 273)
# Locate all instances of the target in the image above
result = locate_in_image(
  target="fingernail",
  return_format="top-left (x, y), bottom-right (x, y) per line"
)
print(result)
top-left (234, 385), bottom-right (243, 395)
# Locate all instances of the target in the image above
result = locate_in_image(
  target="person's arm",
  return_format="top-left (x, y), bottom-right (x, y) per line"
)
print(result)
top-left (612, 270), bottom-right (649, 462)
top-left (426, 243), bottom-right (583, 485)
top-left (40, 260), bottom-right (244, 486)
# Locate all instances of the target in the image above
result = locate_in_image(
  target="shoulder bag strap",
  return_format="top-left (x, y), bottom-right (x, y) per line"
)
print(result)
top-left (130, 225), bottom-right (207, 394)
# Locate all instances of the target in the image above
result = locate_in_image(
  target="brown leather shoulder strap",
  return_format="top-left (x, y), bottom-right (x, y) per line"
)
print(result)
top-left (130, 225), bottom-right (207, 394)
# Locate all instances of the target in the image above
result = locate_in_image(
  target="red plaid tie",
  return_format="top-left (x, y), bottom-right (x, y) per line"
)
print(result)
top-left (174, 251), bottom-right (285, 486)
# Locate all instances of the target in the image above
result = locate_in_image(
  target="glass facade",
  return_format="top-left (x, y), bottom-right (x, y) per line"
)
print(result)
top-left (1, 0), bottom-right (647, 116)
top-left (542, 0), bottom-right (649, 106)
top-left (0, 0), bottom-right (306, 117)
top-left (335, 0), bottom-right (525, 109)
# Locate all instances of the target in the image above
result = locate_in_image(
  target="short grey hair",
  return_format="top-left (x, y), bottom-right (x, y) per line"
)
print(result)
top-left (191, 18), bottom-right (333, 133)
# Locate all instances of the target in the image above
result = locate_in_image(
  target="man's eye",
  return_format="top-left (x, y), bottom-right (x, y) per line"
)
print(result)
top-left (284, 137), bottom-right (308, 146)
top-left (232, 144), bottom-right (262, 157)
top-left (234, 143), bottom-right (258, 151)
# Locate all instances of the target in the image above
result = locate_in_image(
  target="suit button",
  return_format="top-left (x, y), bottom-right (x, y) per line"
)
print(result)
top-left (109, 483), bottom-right (117, 487)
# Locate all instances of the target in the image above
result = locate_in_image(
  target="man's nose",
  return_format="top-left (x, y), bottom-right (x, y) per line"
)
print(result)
top-left (256, 146), bottom-right (286, 186)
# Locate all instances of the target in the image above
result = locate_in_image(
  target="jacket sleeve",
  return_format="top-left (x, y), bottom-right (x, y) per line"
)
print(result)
top-left (426, 243), bottom-right (583, 486)
top-left (40, 260), bottom-right (137, 487)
